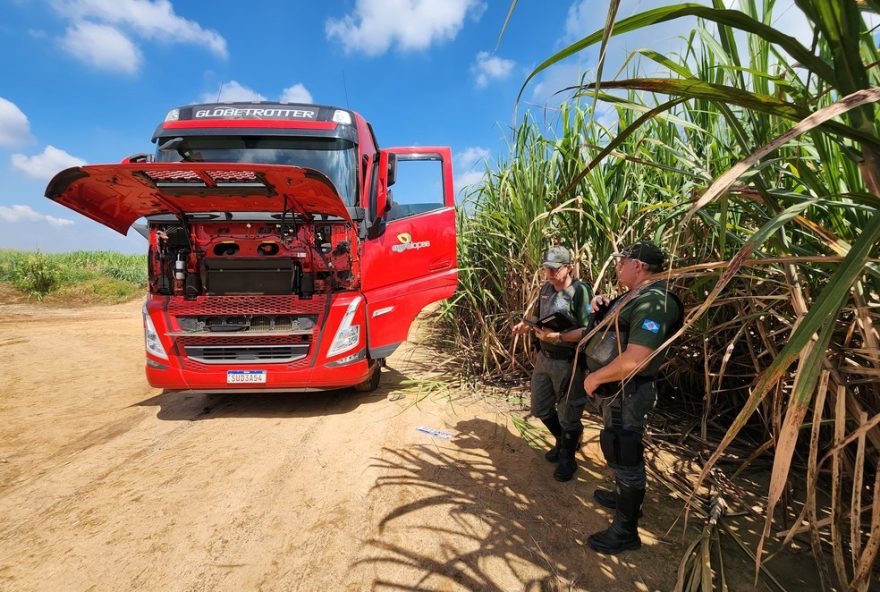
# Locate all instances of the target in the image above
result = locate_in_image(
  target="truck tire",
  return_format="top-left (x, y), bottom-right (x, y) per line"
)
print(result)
top-left (354, 362), bottom-right (381, 392)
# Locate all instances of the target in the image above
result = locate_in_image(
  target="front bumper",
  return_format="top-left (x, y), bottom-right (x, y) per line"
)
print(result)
top-left (145, 355), bottom-right (372, 392)
top-left (143, 292), bottom-right (372, 392)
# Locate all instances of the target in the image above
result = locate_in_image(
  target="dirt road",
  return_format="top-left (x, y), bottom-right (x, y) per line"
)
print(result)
top-left (0, 300), bottom-right (701, 591)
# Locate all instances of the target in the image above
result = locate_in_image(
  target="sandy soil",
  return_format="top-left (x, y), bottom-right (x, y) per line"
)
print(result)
top-left (0, 299), bottom-right (818, 591)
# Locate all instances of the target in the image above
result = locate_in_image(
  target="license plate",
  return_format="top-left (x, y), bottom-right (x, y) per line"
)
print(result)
top-left (227, 370), bottom-right (267, 384)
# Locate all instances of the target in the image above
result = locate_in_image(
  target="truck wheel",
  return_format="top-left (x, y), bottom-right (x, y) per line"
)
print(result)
top-left (354, 362), bottom-right (381, 392)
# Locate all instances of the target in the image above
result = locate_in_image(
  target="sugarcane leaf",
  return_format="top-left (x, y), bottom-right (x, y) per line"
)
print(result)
top-left (683, 87), bottom-right (880, 226)
top-left (634, 198), bottom-right (818, 386)
top-left (850, 465), bottom-right (880, 589)
top-left (800, 0), bottom-right (870, 94)
top-left (571, 79), bottom-right (880, 149)
top-left (754, 315), bottom-right (836, 579)
top-left (517, 3), bottom-right (837, 104)
top-left (632, 48), bottom-right (697, 79)
top-left (572, 78), bottom-right (800, 115)
top-left (694, 208), bottom-right (880, 517)
top-left (590, 0), bottom-right (621, 125)
top-left (495, 0), bottom-right (519, 50)
top-left (554, 97), bottom-right (688, 204)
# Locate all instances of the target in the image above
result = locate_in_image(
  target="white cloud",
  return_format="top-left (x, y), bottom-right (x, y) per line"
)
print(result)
top-left (200, 81), bottom-right (266, 103)
top-left (472, 51), bottom-right (515, 87)
top-left (563, 0), bottom-right (593, 43)
top-left (198, 82), bottom-right (314, 104)
top-left (60, 21), bottom-right (142, 74)
top-left (454, 169), bottom-right (485, 194)
top-left (455, 146), bottom-right (490, 171)
top-left (0, 97), bottom-right (32, 147)
top-left (326, 0), bottom-right (485, 56)
top-left (280, 83), bottom-right (313, 104)
top-left (0, 205), bottom-right (74, 226)
top-left (54, 0), bottom-right (227, 57)
top-left (453, 147), bottom-right (489, 194)
top-left (11, 145), bottom-right (87, 181)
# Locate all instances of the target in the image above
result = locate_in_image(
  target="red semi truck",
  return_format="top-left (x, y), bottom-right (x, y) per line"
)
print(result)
top-left (45, 102), bottom-right (457, 392)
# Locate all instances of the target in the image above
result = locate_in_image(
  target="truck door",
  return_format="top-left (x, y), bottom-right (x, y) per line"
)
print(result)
top-left (360, 147), bottom-right (457, 359)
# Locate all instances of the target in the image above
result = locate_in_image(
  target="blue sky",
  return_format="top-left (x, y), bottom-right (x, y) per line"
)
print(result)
top-left (0, 0), bottom-right (832, 253)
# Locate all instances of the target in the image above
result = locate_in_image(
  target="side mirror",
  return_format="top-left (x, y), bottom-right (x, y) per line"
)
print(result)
top-left (376, 151), bottom-right (391, 218)
top-left (375, 151), bottom-right (398, 220)
top-left (386, 152), bottom-right (397, 187)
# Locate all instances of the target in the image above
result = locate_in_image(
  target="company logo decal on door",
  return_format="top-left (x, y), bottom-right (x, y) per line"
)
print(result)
top-left (392, 232), bottom-right (431, 253)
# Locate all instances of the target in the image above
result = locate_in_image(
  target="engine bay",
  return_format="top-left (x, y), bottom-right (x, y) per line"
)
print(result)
top-left (148, 216), bottom-right (360, 298)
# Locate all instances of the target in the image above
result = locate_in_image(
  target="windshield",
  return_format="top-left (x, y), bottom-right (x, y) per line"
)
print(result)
top-left (155, 136), bottom-right (358, 206)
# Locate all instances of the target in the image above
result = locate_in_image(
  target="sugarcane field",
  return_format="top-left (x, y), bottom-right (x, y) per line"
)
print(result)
top-left (1, 1), bottom-right (879, 591)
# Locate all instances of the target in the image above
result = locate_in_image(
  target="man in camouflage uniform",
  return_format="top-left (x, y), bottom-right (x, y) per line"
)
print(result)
top-left (513, 246), bottom-right (592, 482)
top-left (582, 241), bottom-right (682, 554)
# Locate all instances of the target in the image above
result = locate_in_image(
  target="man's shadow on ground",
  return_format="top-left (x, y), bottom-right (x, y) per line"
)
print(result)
top-left (353, 416), bottom-right (688, 592)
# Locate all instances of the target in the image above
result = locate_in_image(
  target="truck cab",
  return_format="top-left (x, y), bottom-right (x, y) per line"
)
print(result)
top-left (45, 102), bottom-right (457, 392)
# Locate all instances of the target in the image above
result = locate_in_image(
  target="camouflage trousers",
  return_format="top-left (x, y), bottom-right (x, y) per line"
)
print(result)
top-left (530, 351), bottom-right (587, 431)
top-left (596, 378), bottom-right (658, 490)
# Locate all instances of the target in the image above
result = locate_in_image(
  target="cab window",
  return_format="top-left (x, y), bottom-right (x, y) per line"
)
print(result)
top-left (387, 155), bottom-right (445, 221)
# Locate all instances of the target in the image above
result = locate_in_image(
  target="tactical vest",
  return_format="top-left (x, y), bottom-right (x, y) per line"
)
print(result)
top-left (582, 282), bottom-right (683, 375)
top-left (537, 279), bottom-right (591, 355)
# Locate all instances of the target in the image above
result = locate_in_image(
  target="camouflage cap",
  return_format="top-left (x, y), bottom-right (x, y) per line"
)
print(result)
top-left (612, 241), bottom-right (667, 268)
top-left (542, 246), bottom-right (572, 269)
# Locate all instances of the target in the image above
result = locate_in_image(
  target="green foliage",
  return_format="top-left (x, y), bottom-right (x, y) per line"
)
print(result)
top-left (440, 100), bottom-right (678, 378)
top-left (0, 250), bottom-right (147, 302)
top-left (5, 252), bottom-right (61, 300)
top-left (477, 0), bottom-right (880, 587)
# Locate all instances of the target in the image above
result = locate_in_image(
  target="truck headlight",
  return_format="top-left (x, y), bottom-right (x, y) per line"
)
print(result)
top-left (327, 297), bottom-right (361, 357)
top-left (143, 303), bottom-right (168, 360)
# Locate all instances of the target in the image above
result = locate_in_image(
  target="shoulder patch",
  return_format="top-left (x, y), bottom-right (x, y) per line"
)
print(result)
top-left (642, 319), bottom-right (660, 333)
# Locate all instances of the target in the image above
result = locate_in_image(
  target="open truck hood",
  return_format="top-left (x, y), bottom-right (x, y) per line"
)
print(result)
top-left (45, 162), bottom-right (352, 235)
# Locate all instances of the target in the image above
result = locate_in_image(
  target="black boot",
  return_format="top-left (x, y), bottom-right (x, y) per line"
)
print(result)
top-left (594, 485), bottom-right (643, 515)
top-left (540, 413), bottom-right (563, 462)
top-left (553, 429), bottom-right (582, 482)
top-left (588, 484), bottom-right (645, 554)
top-left (593, 487), bottom-right (617, 509)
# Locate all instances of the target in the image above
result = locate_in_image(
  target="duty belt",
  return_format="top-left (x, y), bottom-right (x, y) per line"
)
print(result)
top-left (597, 374), bottom-right (654, 397)
top-left (540, 347), bottom-right (575, 361)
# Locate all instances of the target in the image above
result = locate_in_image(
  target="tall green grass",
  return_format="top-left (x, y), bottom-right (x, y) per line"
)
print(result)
top-left (0, 250), bottom-right (147, 302)
top-left (450, 0), bottom-right (880, 587)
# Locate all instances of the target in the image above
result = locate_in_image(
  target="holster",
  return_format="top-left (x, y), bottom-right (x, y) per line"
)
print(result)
top-left (598, 427), bottom-right (644, 467)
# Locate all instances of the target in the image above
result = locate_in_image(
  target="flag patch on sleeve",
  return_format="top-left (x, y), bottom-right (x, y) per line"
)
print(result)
top-left (642, 319), bottom-right (660, 333)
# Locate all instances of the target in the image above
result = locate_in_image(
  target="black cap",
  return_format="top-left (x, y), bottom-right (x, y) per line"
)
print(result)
top-left (612, 241), bottom-right (667, 268)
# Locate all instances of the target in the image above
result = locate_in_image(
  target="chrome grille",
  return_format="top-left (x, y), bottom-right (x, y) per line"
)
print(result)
top-left (166, 295), bottom-right (328, 369)
top-left (184, 344), bottom-right (309, 364)
top-left (170, 313), bottom-right (317, 336)
top-left (175, 335), bottom-right (309, 347)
